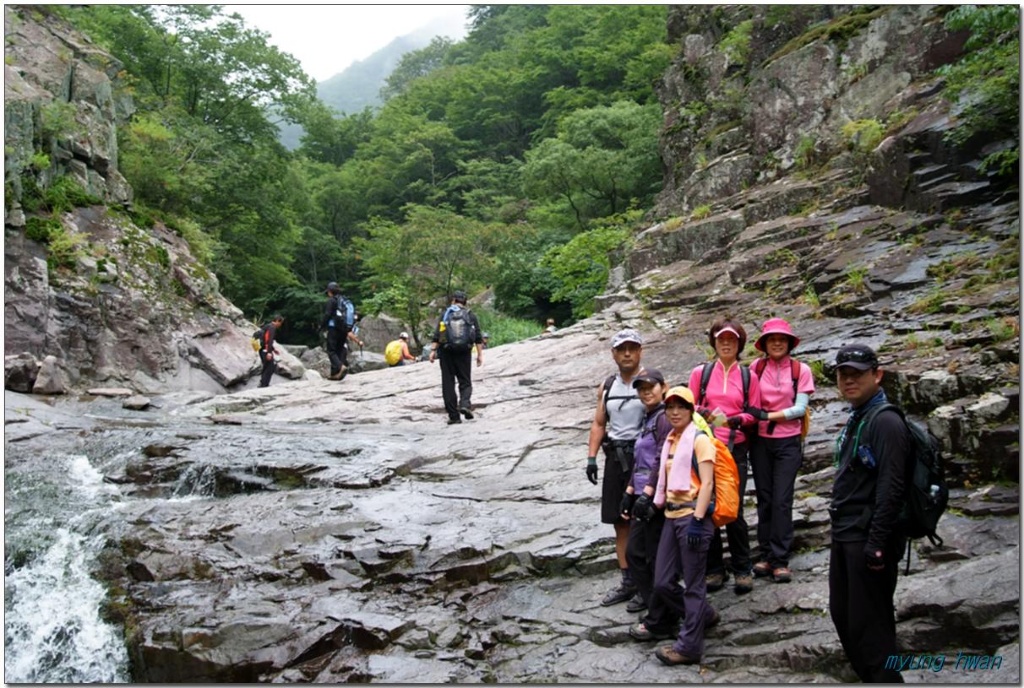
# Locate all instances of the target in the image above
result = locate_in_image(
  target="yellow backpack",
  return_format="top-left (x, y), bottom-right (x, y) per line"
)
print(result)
top-left (384, 340), bottom-right (403, 366)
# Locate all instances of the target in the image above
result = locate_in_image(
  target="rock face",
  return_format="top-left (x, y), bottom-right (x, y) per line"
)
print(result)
top-left (4, 7), bottom-right (303, 394)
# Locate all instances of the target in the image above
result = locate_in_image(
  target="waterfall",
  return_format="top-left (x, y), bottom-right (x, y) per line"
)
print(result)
top-left (4, 454), bottom-right (130, 683)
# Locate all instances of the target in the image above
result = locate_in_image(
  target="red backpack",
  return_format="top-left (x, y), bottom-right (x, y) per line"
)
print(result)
top-left (693, 431), bottom-right (740, 528)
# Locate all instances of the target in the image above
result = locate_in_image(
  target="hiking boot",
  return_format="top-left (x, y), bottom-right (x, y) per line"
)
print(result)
top-left (337, 365), bottom-right (349, 381)
top-left (629, 622), bottom-right (673, 642)
top-left (600, 582), bottom-right (637, 606)
top-left (625, 592), bottom-right (647, 614)
top-left (447, 417), bottom-right (462, 425)
top-left (459, 406), bottom-right (474, 420)
top-left (328, 370), bottom-right (343, 380)
top-left (733, 572), bottom-right (754, 595)
top-left (705, 571), bottom-right (727, 592)
top-left (655, 646), bottom-right (700, 666)
top-left (752, 561), bottom-right (773, 578)
top-left (772, 567), bottom-right (792, 583)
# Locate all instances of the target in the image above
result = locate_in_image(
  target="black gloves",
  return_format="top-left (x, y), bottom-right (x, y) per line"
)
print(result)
top-left (745, 405), bottom-right (769, 421)
top-left (687, 516), bottom-right (705, 550)
top-left (864, 547), bottom-right (885, 572)
top-left (620, 492), bottom-right (636, 518)
top-left (726, 415), bottom-right (744, 429)
top-left (586, 457), bottom-right (598, 485)
top-left (632, 493), bottom-right (655, 521)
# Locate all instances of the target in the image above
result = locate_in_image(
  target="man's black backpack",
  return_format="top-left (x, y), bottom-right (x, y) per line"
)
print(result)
top-left (443, 306), bottom-right (475, 352)
top-left (860, 403), bottom-right (949, 572)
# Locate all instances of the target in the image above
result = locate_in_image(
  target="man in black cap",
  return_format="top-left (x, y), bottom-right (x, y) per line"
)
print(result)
top-left (321, 282), bottom-right (349, 380)
top-left (429, 290), bottom-right (484, 424)
top-left (829, 344), bottom-right (911, 683)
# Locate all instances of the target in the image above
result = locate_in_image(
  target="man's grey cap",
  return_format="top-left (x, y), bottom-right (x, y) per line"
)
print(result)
top-left (611, 328), bottom-right (643, 349)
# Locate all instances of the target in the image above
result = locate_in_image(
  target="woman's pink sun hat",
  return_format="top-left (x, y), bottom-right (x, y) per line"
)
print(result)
top-left (755, 317), bottom-right (800, 352)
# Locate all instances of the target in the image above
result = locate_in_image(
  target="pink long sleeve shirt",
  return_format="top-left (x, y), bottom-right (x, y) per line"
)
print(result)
top-left (688, 360), bottom-right (762, 446)
top-left (754, 356), bottom-right (815, 439)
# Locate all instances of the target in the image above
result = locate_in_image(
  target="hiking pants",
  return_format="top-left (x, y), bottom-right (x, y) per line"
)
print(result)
top-left (258, 350), bottom-right (276, 388)
top-left (626, 511), bottom-right (677, 633)
top-left (707, 441), bottom-right (752, 576)
top-left (653, 514), bottom-right (716, 658)
top-left (439, 347), bottom-right (472, 420)
top-left (326, 328), bottom-right (347, 375)
top-left (751, 435), bottom-right (803, 568)
top-left (829, 537), bottom-right (905, 683)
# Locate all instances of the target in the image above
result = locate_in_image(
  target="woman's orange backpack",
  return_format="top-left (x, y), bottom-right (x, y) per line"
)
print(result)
top-left (693, 432), bottom-right (741, 527)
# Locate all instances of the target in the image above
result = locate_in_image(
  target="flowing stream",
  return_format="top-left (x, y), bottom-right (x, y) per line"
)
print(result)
top-left (5, 446), bottom-right (132, 682)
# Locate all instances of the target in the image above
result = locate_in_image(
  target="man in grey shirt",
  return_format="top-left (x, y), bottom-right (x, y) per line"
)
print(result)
top-left (586, 328), bottom-right (647, 606)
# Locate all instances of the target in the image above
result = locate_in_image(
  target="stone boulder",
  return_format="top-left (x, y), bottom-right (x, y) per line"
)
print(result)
top-left (5, 352), bottom-right (39, 392)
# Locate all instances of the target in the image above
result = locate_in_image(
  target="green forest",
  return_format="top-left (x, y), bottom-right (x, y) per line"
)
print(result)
top-left (30, 5), bottom-right (1020, 347)
top-left (46, 4), bottom-right (673, 346)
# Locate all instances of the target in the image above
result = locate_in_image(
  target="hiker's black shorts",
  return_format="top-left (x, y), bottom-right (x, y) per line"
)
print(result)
top-left (601, 447), bottom-right (634, 524)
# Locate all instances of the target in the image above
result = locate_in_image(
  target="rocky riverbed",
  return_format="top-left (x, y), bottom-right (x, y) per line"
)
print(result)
top-left (5, 310), bottom-right (1019, 683)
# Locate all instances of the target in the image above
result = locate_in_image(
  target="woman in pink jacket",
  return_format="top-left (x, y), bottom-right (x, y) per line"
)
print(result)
top-left (747, 318), bottom-right (815, 583)
top-left (688, 317), bottom-right (761, 595)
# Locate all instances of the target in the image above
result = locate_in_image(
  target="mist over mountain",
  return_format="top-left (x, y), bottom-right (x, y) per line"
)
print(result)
top-left (278, 15), bottom-right (467, 150)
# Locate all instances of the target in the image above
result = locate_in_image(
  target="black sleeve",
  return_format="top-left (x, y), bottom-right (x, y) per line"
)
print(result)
top-left (471, 312), bottom-right (484, 345)
top-left (322, 297), bottom-right (335, 330)
top-left (866, 410), bottom-right (912, 550)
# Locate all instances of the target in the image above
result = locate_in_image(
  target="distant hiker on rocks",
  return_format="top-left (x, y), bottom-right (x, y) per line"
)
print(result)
top-left (587, 328), bottom-right (646, 607)
top-left (622, 368), bottom-right (679, 641)
top-left (747, 318), bottom-right (815, 584)
top-left (689, 317), bottom-right (761, 595)
top-left (321, 282), bottom-right (357, 380)
top-left (650, 385), bottom-right (720, 666)
top-left (544, 318), bottom-right (557, 334)
top-left (256, 315), bottom-right (285, 388)
top-left (385, 332), bottom-right (417, 367)
top-left (429, 290), bottom-right (483, 424)
top-left (829, 343), bottom-right (911, 683)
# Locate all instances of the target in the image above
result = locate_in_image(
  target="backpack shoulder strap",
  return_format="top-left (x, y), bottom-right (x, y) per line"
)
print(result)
top-left (698, 362), bottom-right (714, 406)
top-left (601, 374), bottom-right (616, 417)
top-left (751, 356), bottom-right (767, 379)
top-left (740, 364), bottom-right (751, 407)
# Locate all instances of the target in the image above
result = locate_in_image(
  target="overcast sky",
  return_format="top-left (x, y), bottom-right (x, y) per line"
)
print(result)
top-left (226, 5), bottom-right (471, 82)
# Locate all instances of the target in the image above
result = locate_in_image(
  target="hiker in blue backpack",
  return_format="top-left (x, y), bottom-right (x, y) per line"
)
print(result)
top-left (829, 343), bottom-right (912, 683)
top-left (428, 290), bottom-right (483, 424)
top-left (746, 318), bottom-right (815, 584)
top-left (322, 282), bottom-right (360, 380)
top-left (688, 317), bottom-right (761, 595)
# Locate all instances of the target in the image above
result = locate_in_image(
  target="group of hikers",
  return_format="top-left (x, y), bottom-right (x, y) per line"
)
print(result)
top-left (591, 320), bottom-right (916, 681)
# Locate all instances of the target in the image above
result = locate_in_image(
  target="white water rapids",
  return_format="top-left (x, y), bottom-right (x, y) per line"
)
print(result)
top-left (4, 454), bottom-right (129, 683)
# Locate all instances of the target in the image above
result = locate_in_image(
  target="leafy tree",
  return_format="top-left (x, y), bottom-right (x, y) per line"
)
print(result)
top-left (523, 101), bottom-right (662, 229)
top-left (357, 205), bottom-right (503, 339)
top-left (381, 36), bottom-right (455, 101)
top-left (540, 217), bottom-right (633, 320)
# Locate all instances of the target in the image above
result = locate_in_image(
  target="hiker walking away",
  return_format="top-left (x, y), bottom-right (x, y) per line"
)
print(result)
top-left (746, 318), bottom-right (815, 584)
top-left (829, 344), bottom-right (911, 683)
top-left (429, 290), bottom-right (483, 424)
top-left (623, 369), bottom-right (679, 641)
top-left (688, 317), bottom-right (761, 595)
top-left (321, 282), bottom-right (360, 380)
top-left (587, 328), bottom-right (647, 606)
top-left (650, 386), bottom-right (720, 666)
top-left (256, 315), bottom-right (285, 388)
top-left (385, 332), bottom-right (417, 367)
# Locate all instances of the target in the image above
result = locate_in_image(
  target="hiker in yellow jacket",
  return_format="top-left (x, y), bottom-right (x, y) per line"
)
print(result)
top-left (385, 332), bottom-right (417, 367)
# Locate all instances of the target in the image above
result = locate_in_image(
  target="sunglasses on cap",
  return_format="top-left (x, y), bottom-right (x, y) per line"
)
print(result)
top-left (836, 349), bottom-right (878, 365)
